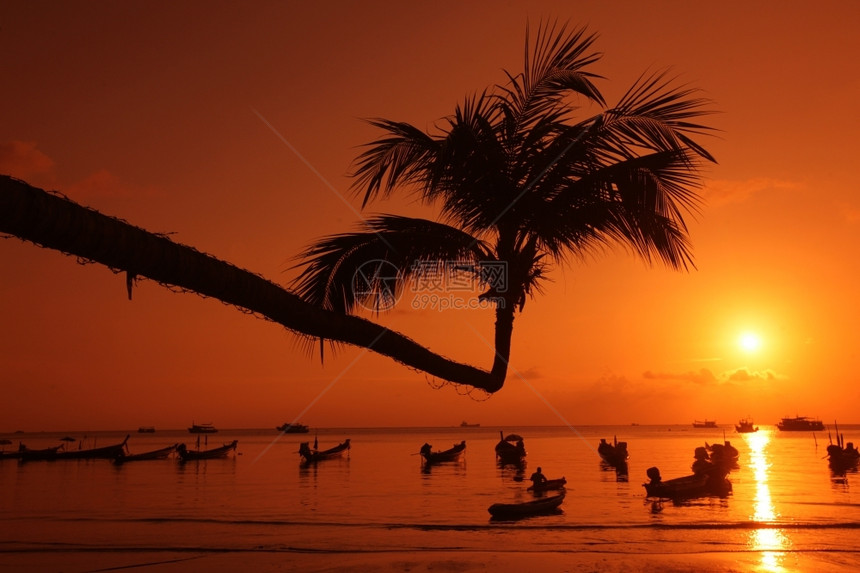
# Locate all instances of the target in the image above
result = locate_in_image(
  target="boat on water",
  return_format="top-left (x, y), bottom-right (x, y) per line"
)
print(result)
top-left (826, 422), bottom-right (859, 472)
top-left (705, 440), bottom-right (740, 469)
top-left (495, 431), bottom-right (526, 464)
top-left (527, 477), bottom-right (567, 493)
top-left (777, 415), bottom-right (825, 431)
top-left (692, 419), bottom-right (718, 428)
top-left (735, 418), bottom-right (758, 433)
top-left (597, 437), bottom-right (629, 468)
top-left (137, 426), bottom-right (156, 433)
top-left (114, 444), bottom-right (177, 464)
top-left (643, 466), bottom-right (732, 500)
top-left (299, 439), bottom-right (351, 463)
top-left (188, 422), bottom-right (218, 434)
top-left (460, 421), bottom-right (480, 428)
top-left (827, 441), bottom-right (859, 472)
top-left (419, 440), bottom-right (466, 464)
top-left (54, 435), bottom-right (130, 460)
top-left (488, 491), bottom-right (565, 519)
top-left (276, 422), bottom-right (310, 433)
top-left (18, 444), bottom-right (64, 461)
top-left (176, 440), bottom-right (238, 461)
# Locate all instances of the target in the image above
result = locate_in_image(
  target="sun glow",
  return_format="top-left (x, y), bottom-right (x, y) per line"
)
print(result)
top-left (746, 431), bottom-right (792, 571)
top-left (739, 332), bottom-right (763, 353)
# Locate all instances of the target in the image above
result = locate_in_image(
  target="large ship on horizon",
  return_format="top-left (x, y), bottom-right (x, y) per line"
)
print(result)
top-left (188, 422), bottom-right (218, 434)
top-left (777, 415), bottom-right (825, 432)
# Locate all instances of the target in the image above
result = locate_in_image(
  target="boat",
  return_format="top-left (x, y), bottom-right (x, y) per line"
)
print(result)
top-left (488, 491), bottom-right (565, 519)
top-left (704, 441), bottom-right (740, 470)
top-left (777, 415), bottom-right (825, 431)
top-left (460, 421), bottom-right (480, 428)
top-left (298, 438), bottom-right (350, 463)
top-left (18, 444), bottom-right (63, 461)
top-left (826, 422), bottom-right (859, 472)
top-left (735, 418), bottom-right (758, 433)
top-left (597, 437), bottom-right (629, 467)
top-left (527, 477), bottom-right (567, 492)
top-left (113, 444), bottom-right (178, 463)
top-left (176, 440), bottom-right (238, 461)
top-left (643, 466), bottom-right (732, 500)
top-left (137, 426), bottom-right (156, 433)
top-left (495, 431), bottom-right (526, 464)
top-left (692, 420), bottom-right (718, 428)
top-left (53, 435), bottom-right (130, 460)
top-left (419, 441), bottom-right (466, 464)
top-left (276, 422), bottom-right (310, 433)
top-left (188, 422), bottom-right (218, 434)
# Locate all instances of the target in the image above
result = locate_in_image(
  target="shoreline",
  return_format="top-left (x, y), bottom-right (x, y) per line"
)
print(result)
top-left (0, 548), bottom-right (852, 573)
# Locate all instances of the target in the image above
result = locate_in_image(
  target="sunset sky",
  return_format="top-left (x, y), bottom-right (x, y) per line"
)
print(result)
top-left (2, 1), bottom-right (859, 431)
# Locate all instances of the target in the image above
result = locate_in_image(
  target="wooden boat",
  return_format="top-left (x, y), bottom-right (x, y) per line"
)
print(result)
top-left (188, 422), bottom-right (218, 434)
top-left (54, 435), bottom-right (130, 460)
top-left (113, 444), bottom-right (177, 463)
top-left (176, 440), bottom-right (238, 461)
top-left (488, 491), bottom-right (565, 519)
top-left (419, 441), bottom-right (466, 464)
top-left (495, 431), bottom-right (526, 464)
top-left (18, 444), bottom-right (63, 461)
top-left (0, 449), bottom-right (22, 460)
top-left (705, 441), bottom-right (740, 467)
top-left (777, 415), bottom-right (825, 431)
top-left (692, 419), bottom-right (718, 428)
top-left (735, 418), bottom-right (758, 433)
top-left (827, 423), bottom-right (859, 472)
top-left (643, 466), bottom-right (732, 499)
top-left (527, 477), bottom-right (567, 492)
top-left (299, 439), bottom-right (350, 463)
top-left (597, 437), bottom-right (629, 467)
top-left (276, 422), bottom-right (309, 433)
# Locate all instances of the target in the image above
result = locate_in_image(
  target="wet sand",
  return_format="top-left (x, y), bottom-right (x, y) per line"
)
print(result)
top-left (0, 549), bottom-right (854, 572)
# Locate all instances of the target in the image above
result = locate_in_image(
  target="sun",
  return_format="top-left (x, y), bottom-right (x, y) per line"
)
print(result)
top-left (739, 332), bottom-right (763, 353)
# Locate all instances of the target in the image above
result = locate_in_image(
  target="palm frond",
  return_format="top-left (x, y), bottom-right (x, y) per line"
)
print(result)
top-left (350, 119), bottom-right (439, 207)
top-left (526, 149), bottom-right (703, 269)
top-left (602, 69), bottom-right (718, 162)
top-left (496, 21), bottom-right (605, 144)
top-left (291, 215), bottom-right (493, 314)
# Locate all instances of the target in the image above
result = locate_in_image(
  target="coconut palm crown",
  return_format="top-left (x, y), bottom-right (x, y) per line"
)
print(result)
top-left (293, 21), bottom-right (716, 392)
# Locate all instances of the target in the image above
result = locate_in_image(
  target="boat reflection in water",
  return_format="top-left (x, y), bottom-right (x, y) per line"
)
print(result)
top-left (745, 430), bottom-right (792, 571)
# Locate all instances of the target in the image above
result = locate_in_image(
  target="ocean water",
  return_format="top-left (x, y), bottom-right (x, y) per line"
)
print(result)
top-left (2, 424), bottom-right (860, 570)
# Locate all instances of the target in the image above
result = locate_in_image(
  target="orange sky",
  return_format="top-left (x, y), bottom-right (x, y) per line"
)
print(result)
top-left (2, 2), bottom-right (860, 431)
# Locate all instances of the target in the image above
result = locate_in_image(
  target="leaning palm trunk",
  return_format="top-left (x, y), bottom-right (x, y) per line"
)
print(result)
top-left (0, 175), bottom-right (505, 392)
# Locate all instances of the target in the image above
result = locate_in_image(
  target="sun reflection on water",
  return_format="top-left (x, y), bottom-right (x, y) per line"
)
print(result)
top-left (745, 430), bottom-right (792, 571)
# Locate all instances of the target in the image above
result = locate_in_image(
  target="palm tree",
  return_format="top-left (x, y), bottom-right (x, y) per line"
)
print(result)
top-left (0, 21), bottom-right (715, 394)
top-left (293, 21), bottom-right (716, 392)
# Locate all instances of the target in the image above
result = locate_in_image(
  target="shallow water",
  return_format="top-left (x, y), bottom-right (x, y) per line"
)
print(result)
top-left (2, 425), bottom-right (860, 570)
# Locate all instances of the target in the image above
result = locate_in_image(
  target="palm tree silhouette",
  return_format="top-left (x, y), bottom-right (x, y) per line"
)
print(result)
top-left (293, 21), bottom-right (716, 391)
top-left (0, 21), bottom-right (716, 394)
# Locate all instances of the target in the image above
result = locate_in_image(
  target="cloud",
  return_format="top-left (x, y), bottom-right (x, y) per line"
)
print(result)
top-left (704, 177), bottom-right (800, 207)
top-left (643, 368), bottom-right (718, 385)
top-left (723, 367), bottom-right (782, 382)
top-left (64, 169), bottom-right (130, 200)
top-left (515, 366), bottom-right (543, 380)
top-left (1, 140), bottom-right (154, 201)
top-left (643, 366), bottom-right (784, 386)
top-left (0, 141), bottom-right (55, 179)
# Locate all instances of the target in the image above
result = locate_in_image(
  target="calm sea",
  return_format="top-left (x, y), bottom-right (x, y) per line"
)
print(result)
top-left (2, 424), bottom-right (860, 570)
